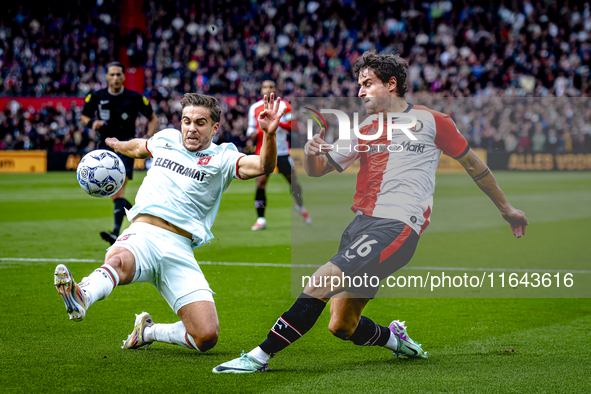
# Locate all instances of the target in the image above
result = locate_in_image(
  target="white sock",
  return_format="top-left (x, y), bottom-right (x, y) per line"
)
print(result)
top-left (143, 325), bottom-right (154, 342)
top-left (152, 321), bottom-right (200, 351)
top-left (79, 265), bottom-right (119, 307)
top-left (247, 346), bottom-right (270, 364)
top-left (256, 217), bottom-right (266, 224)
top-left (383, 331), bottom-right (399, 351)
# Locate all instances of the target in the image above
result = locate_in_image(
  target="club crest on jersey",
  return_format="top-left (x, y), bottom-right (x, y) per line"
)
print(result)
top-left (410, 120), bottom-right (423, 133)
top-left (198, 156), bottom-right (212, 166)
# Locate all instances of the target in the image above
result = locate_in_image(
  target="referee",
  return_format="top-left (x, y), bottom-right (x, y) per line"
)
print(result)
top-left (81, 61), bottom-right (158, 245)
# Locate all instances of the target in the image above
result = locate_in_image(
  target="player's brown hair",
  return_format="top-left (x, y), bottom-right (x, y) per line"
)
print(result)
top-left (353, 51), bottom-right (409, 97)
top-left (180, 94), bottom-right (221, 124)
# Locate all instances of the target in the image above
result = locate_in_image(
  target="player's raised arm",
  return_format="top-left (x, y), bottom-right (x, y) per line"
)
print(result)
top-left (237, 93), bottom-right (286, 179)
top-left (456, 149), bottom-right (529, 238)
top-left (106, 137), bottom-right (151, 159)
top-left (303, 128), bottom-right (336, 177)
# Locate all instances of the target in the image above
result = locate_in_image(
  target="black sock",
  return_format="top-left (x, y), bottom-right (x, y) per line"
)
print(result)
top-left (347, 316), bottom-right (390, 347)
top-left (112, 198), bottom-right (126, 236)
top-left (124, 199), bottom-right (132, 210)
top-left (254, 188), bottom-right (266, 218)
top-left (259, 295), bottom-right (326, 355)
top-left (292, 182), bottom-right (303, 207)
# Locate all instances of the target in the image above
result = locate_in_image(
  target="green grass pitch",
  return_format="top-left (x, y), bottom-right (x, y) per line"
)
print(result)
top-left (0, 171), bottom-right (590, 393)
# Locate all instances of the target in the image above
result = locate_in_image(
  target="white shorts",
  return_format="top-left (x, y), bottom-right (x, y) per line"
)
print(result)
top-left (111, 222), bottom-right (214, 313)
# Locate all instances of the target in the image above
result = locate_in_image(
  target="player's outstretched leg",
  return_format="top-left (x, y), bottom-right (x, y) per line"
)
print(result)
top-left (122, 312), bottom-right (155, 349)
top-left (122, 315), bottom-right (208, 351)
top-left (388, 320), bottom-right (428, 359)
top-left (212, 352), bottom-right (269, 374)
top-left (336, 315), bottom-right (427, 359)
top-left (54, 262), bottom-right (120, 322)
top-left (128, 301), bottom-right (218, 352)
top-left (213, 295), bottom-right (327, 373)
top-left (330, 298), bottom-right (427, 359)
top-left (54, 264), bottom-right (89, 322)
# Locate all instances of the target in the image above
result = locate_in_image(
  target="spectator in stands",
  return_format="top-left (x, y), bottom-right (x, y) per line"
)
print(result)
top-left (532, 124), bottom-right (547, 152)
top-left (2, 1), bottom-right (591, 153)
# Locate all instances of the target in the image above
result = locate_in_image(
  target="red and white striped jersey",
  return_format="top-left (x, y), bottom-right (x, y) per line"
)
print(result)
top-left (326, 104), bottom-right (469, 236)
top-left (247, 99), bottom-right (292, 156)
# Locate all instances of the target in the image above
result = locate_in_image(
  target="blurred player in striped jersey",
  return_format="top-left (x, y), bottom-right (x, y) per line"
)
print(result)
top-left (247, 80), bottom-right (311, 230)
top-left (214, 51), bottom-right (529, 373)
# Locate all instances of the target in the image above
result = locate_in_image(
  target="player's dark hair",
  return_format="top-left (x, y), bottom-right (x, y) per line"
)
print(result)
top-left (353, 51), bottom-right (409, 97)
top-left (106, 61), bottom-right (126, 74)
top-left (180, 94), bottom-right (221, 124)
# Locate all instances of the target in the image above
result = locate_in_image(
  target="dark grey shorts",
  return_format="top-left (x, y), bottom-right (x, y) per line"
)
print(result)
top-left (330, 214), bottom-right (420, 297)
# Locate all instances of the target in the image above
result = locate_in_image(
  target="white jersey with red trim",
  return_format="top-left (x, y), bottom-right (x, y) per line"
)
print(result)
top-left (326, 104), bottom-right (469, 236)
top-left (126, 128), bottom-right (245, 248)
top-left (247, 98), bottom-right (292, 156)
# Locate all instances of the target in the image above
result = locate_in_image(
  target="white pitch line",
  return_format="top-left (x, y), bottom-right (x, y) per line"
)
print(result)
top-left (1, 257), bottom-right (590, 274)
top-left (0, 258), bottom-right (102, 263)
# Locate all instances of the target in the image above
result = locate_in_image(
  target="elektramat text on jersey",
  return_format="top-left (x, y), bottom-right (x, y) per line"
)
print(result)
top-left (152, 157), bottom-right (208, 182)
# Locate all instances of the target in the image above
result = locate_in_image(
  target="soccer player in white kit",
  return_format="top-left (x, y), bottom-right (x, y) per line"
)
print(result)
top-left (54, 93), bottom-right (286, 352)
top-left (213, 52), bottom-right (529, 373)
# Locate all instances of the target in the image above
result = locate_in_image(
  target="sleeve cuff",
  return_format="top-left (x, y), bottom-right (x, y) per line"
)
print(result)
top-left (235, 156), bottom-right (245, 179)
top-left (326, 152), bottom-right (344, 173)
top-left (453, 144), bottom-right (470, 160)
top-left (145, 139), bottom-right (153, 158)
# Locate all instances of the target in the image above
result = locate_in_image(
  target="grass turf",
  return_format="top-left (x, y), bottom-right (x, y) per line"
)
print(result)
top-left (0, 171), bottom-right (590, 393)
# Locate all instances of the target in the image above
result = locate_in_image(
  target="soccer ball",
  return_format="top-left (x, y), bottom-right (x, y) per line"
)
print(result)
top-left (77, 150), bottom-right (126, 197)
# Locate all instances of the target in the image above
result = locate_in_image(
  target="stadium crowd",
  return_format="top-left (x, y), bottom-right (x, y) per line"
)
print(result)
top-left (1, 0), bottom-right (591, 153)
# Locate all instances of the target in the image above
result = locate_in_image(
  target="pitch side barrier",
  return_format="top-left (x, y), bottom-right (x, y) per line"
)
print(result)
top-left (488, 151), bottom-right (591, 171)
top-left (0, 151), bottom-right (148, 173)
top-left (44, 152), bottom-right (148, 171)
top-left (289, 97), bottom-right (591, 299)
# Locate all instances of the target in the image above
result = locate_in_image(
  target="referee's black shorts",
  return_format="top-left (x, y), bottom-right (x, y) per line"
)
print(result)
top-left (330, 214), bottom-right (420, 298)
top-left (276, 155), bottom-right (294, 178)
